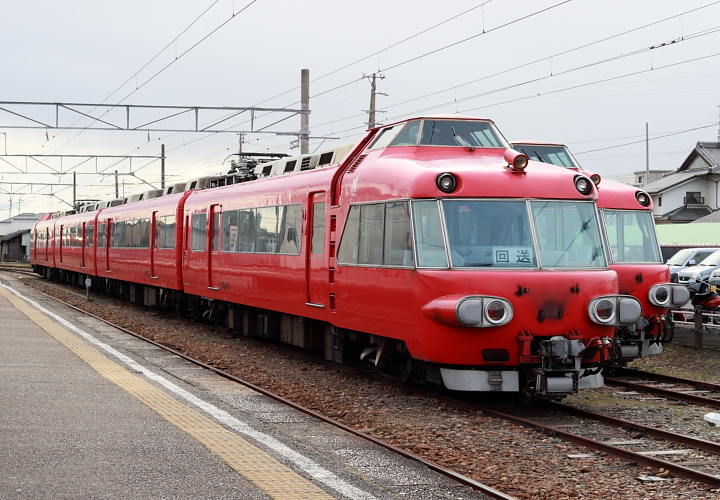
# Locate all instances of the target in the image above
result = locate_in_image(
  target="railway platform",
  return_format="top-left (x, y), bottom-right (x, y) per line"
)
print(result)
top-left (0, 274), bottom-right (497, 500)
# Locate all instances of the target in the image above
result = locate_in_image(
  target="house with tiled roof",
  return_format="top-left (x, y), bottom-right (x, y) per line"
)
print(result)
top-left (643, 141), bottom-right (720, 224)
top-left (0, 213), bottom-right (43, 262)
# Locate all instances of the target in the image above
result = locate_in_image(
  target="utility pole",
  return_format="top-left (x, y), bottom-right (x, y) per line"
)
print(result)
top-left (645, 122), bottom-right (649, 186)
top-left (161, 144), bottom-right (165, 190)
top-left (73, 172), bottom-right (77, 208)
top-left (366, 73), bottom-right (386, 129)
top-left (115, 170), bottom-right (119, 199)
top-left (300, 69), bottom-right (310, 154)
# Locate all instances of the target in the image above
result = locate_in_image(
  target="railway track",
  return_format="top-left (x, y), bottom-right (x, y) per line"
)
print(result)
top-left (607, 368), bottom-right (720, 410)
top-left (458, 399), bottom-right (720, 488)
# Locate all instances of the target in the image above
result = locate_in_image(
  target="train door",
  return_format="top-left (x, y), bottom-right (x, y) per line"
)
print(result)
top-left (43, 228), bottom-right (49, 262)
top-left (81, 222), bottom-right (87, 269)
top-left (105, 219), bottom-right (112, 274)
top-left (306, 192), bottom-right (327, 307)
top-left (207, 205), bottom-right (221, 291)
top-left (59, 224), bottom-right (64, 264)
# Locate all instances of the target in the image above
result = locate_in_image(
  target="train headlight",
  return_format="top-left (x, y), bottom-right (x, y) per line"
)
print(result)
top-left (574, 175), bottom-right (593, 195)
top-left (593, 299), bottom-right (615, 323)
top-left (649, 283), bottom-right (689, 307)
top-left (588, 295), bottom-right (641, 326)
top-left (456, 296), bottom-right (513, 327)
top-left (421, 295), bottom-right (513, 328)
top-left (436, 173), bottom-right (457, 193)
top-left (648, 285), bottom-right (670, 307)
top-left (589, 173), bottom-right (601, 185)
top-left (503, 149), bottom-right (529, 172)
top-left (636, 191), bottom-right (651, 207)
top-left (485, 300), bottom-right (509, 324)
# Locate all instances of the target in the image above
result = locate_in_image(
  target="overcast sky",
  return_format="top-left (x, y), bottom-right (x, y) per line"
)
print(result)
top-left (1, 0), bottom-right (719, 216)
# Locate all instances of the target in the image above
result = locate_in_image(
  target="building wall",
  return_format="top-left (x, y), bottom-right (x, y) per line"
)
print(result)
top-left (652, 177), bottom-right (719, 217)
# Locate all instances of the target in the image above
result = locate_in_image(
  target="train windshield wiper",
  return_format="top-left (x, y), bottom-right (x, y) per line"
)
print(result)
top-left (452, 127), bottom-right (475, 151)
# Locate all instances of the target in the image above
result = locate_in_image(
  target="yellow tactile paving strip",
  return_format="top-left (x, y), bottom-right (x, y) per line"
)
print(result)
top-left (0, 286), bottom-right (335, 500)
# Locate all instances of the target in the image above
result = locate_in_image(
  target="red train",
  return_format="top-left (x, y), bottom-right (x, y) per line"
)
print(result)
top-left (33, 115), bottom-right (649, 400)
top-left (511, 141), bottom-right (688, 366)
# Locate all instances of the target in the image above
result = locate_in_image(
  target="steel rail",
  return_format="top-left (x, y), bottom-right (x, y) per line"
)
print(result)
top-left (607, 368), bottom-right (720, 409)
top-left (442, 399), bottom-right (720, 488)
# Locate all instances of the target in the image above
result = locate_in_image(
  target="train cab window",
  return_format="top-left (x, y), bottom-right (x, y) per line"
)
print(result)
top-left (367, 125), bottom-right (401, 150)
top-left (191, 213), bottom-right (207, 252)
top-left (338, 201), bottom-right (416, 267)
top-left (513, 145), bottom-right (577, 168)
top-left (337, 206), bottom-right (360, 264)
top-left (384, 202), bottom-right (414, 266)
top-left (602, 210), bottom-right (661, 263)
top-left (97, 223), bottom-right (106, 249)
top-left (420, 120), bottom-right (505, 148)
top-left (358, 204), bottom-right (384, 265)
top-left (442, 200), bottom-right (534, 268)
top-left (412, 201), bottom-right (448, 268)
top-left (530, 201), bottom-right (606, 268)
top-left (389, 120), bottom-right (422, 146)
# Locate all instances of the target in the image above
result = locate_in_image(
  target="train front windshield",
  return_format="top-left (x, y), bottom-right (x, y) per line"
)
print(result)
top-left (513, 144), bottom-right (580, 169)
top-left (413, 199), bottom-right (607, 269)
top-left (602, 210), bottom-right (662, 263)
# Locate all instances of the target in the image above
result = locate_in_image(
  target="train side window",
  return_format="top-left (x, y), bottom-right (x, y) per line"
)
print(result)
top-left (311, 202), bottom-right (326, 255)
top-left (158, 215), bottom-right (176, 249)
top-left (221, 210), bottom-right (239, 252)
top-left (384, 201), bottom-right (414, 266)
top-left (256, 207), bottom-right (279, 253)
top-left (337, 206), bottom-right (360, 264)
top-left (358, 204), bottom-right (384, 265)
top-left (97, 223), bottom-right (106, 249)
top-left (191, 213), bottom-right (207, 252)
top-left (237, 210), bottom-right (256, 252)
top-left (277, 204), bottom-right (302, 255)
top-left (412, 201), bottom-right (448, 268)
top-left (85, 224), bottom-right (94, 248)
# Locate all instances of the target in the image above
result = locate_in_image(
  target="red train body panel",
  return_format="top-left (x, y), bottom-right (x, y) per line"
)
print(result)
top-left (33, 116), bottom-right (651, 398)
